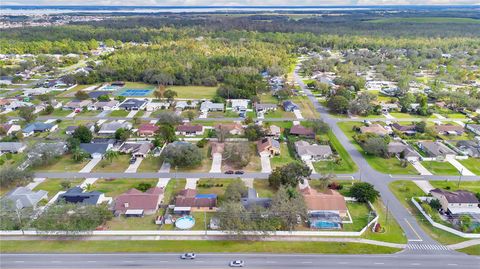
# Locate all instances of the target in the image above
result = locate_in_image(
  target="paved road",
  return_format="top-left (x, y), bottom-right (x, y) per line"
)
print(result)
top-left (2, 253), bottom-right (479, 269)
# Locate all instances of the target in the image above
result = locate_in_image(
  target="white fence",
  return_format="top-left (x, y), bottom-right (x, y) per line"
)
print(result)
top-left (411, 197), bottom-right (480, 239)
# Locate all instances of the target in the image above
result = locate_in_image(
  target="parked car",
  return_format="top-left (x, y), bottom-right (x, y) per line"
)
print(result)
top-left (229, 260), bottom-right (244, 267)
top-left (180, 253), bottom-right (196, 260)
top-left (234, 170), bottom-right (244, 175)
top-left (129, 157), bottom-right (137, 164)
top-left (225, 170), bottom-right (234, 174)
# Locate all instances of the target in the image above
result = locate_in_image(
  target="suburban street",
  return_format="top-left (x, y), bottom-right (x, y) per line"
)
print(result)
top-left (2, 253), bottom-right (479, 269)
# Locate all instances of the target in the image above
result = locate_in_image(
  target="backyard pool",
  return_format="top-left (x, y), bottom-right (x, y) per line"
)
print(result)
top-left (175, 215), bottom-right (195, 230)
top-left (310, 220), bottom-right (342, 229)
top-left (118, 88), bottom-right (152, 97)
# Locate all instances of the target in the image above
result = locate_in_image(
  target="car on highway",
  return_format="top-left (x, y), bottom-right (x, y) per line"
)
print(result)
top-left (234, 170), bottom-right (244, 175)
top-left (225, 170), bottom-right (234, 174)
top-left (180, 253), bottom-right (196, 260)
top-left (229, 260), bottom-right (244, 267)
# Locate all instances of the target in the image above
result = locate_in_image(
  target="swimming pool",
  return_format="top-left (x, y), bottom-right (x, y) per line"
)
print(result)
top-left (175, 215), bottom-right (195, 230)
top-left (102, 85), bottom-right (121, 91)
top-left (118, 88), bottom-right (152, 97)
top-left (310, 220), bottom-right (341, 229)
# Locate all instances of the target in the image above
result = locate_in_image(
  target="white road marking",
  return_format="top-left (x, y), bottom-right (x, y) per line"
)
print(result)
top-left (14, 261), bottom-right (25, 263)
top-left (411, 263), bottom-right (421, 266)
top-left (404, 218), bottom-right (422, 241)
top-left (374, 263), bottom-right (385, 265)
top-left (447, 264), bottom-right (458, 266)
top-left (52, 261), bottom-right (61, 263)
top-left (301, 261), bottom-right (313, 264)
top-left (87, 261), bottom-right (96, 263)
top-left (266, 261), bottom-right (277, 263)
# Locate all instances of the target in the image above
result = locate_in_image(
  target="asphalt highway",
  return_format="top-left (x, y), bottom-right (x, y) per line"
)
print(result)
top-left (2, 253), bottom-right (479, 269)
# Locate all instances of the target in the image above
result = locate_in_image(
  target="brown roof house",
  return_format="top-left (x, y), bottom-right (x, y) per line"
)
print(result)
top-left (430, 189), bottom-right (480, 215)
top-left (257, 137), bottom-right (280, 157)
top-left (301, 187), bottom-right (349, 229)
top-left (387, 141), bottom-right (421, 161)
top-left (175, 124), bottom-right (204, 136)
top-left (290, 125), bottom-right (315, 138)
top-left (215, 123), bottom-right (244, 135)
top-left (266, 125), bottom-right (281, 138)
top-left (113, 187), bottom-right (164, 216)
top-left (360, 124), bottom-right (390, 136)
top-left (391, 123), bottom-right (417, 135)
top-left (137, 123), bottom-right (159, 137)
top-left (434, 124), bottom-right (464, 136)
top-left (174, 189), bottom-right (217, 214)
top-left (119, 142), bottom-right (152, 158)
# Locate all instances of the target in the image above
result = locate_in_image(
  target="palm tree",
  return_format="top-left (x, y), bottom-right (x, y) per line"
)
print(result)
top-left (104, 149), bottom-right (119, 163)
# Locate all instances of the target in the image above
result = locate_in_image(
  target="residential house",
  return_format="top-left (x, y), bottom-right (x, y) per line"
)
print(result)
top-left (434, 124), bottom-right (464, 136)
top-left (0, 76), bottom-right (13, 85)
top-left (229, 99), bottom-right (249, 112)
top-left (174, 189), bottom-right (217, 214)
top-left (255, 103), bottom-right (277, 114)
top-left (65, 123), bottom-right (94, 135)
top-left (119, 142), bottom-right (152, 158)
top-left (113, 187), bottom-right (164, 216)
top-left (266, 125), bottom-right (281, 138)
top-left (3, 187), bottom-right (48, 209)
top-left (417, 141), bottom-right (457, 160)
top-left (57, 187), bottom-right (109, 205)
top-left (88, 91), bottom-right (111, 99)
top-left (456, 140), bottom-right (480, 157)
top-left (241, 188), bottom-right (271, 209)
top-left (64, 100), bottom-right (93, 111)
top-left (290, 125), bottom-right (315, 138)
top-left (295, 140), bottom-right (333, 161)
top-left (387, 141), bottom-right (421, 161)
top-left (98, 121), bottom-right (132, 136)
top-left (391, 123), bottom-right (417, 135)
top-left (146, 101), bottom-right (170, 111)
top-left (283, 100), bottom-right (299, 112)
top-left (79, 143), bottom-right (111, 159)
top-left (381, 103), bottom-right (399, 113)
top-left (175, 124), bottom-right (204, 136)
top-left (359, 124), bottom-right (389, 136)
top-left (175, 101), bottom-right (197, 110)
top-left (119, 99), bottom-right (147, 111)
top-left (22, 122), bottom-right (57, 137)
top-left (301, 187), bottom-right (348, 229)
top-left (0, 124), bottom-right (21, 135)
top-left (466, 124), bottom-right (480, 136)
top-left (257, 137), bottom-right (280, 157)
top-left (0, 142), bottom-right (27, 153)
top-left (89, 100), bottom-right (119, 111)
top-left (137, 123), bottom-right (159, 137)
top-left (200, 101), bottom-right (224, 112)
top-left (214, 123), bottom-right (244, 135)
top-left (430, 189), bottom-right (480, 215)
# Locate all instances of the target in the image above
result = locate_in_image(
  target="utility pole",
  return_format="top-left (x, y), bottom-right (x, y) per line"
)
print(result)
top-left (457, 168), bottom-right (463, 188)
top-left (385, 200), bottom-right (389, 225)
top-left (204, 210), bottom-right (207, 236)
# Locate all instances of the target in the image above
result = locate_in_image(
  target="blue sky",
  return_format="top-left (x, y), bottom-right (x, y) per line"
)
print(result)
top-left (3, 0), bottom-right (480, 6)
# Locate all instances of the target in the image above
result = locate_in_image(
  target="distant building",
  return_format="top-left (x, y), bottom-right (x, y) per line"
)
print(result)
top-left (113, 187), bottom-right (164, 216)
top-left (430, 188), bottom-right (480, 215)
top-left (57, 187), bottom-right (109, 205)
top-left (359, 124), bottom-right (389, 136)
top-left (175, 124), bottom-right (204, 136)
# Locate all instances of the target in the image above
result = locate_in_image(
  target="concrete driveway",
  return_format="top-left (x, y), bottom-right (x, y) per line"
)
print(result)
top-left (79, 157), bottom-right (102, 173)
top-left (126, 110), bottom-right (139, 118)
top-left (185, 178), bottom-right (199, 189)
top-left (411, 161), bottom-right (433, 176)
top-left (304, 159), bottom-right (316, 174)
top-left (210, 153), bottom-right (222, 173)
top-left (125, 157), bottom-right (143, 173)
top-left (446, 157), bottom-right (475, 176)
top-left (293, 109), bottom-right (304, 119)
top-left (260, 153), bottom-right (272, 173)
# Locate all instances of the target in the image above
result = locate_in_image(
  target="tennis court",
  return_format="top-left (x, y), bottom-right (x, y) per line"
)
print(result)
top-left (118, 88), bottom-right (153, 97)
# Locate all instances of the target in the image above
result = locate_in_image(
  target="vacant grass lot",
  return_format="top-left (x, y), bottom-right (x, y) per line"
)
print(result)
top-left (0, 240), bottom-right (400, 254)
top-left (33, 178), bottom-right (83, 198)
top-left (109, 110), bottom-right (129, 117)
top-left (137, 156), bottom-right (162, 172)
top-left (93, 154), bottom-right (131, 172)
top-left (421, 161), bottom-right (460, 176)
top-left (389, 180), bottom-right (467, 245)
top-left (106, 215), bottom-right (159, 230)
top-left (168, 85), bottom-right (218, 99)
top-left (91, 178), bottom-right (159, 197)
top-left (459, 158), bottom-right (480, 175)
top-left (429, 181), bottom-right (480, 193)
top-left (35, 155), bottom-right (90, 172)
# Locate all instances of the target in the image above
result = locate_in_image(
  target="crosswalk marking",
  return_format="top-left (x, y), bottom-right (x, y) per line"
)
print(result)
top-left (407, 244), bottom-right (450, 251)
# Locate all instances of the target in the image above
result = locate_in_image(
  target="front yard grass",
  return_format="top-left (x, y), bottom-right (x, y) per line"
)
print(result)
top-left (196, 178), bottom-right (232, 203)
top-left (0, 240), bottom-right (400, 254)
top-left (421, 161), bottom-right (460, 176)
top-left (313, 131), bottom-right (358, 173)
top-left (50, 109), bottom-right (72, 117)
top-left (92, 155), bottom-right (131, 172)
top-left (163, 179), bottom-right (186, 205)
top-left (33, 178), bottom-right (83, 198)
top-left (458, 158), bottom-right (480, 175)
top-left (253, 179), bottom-right (276, 198)
top-left (91, 178), bottom-right (159, 197)
top-left (109, 110), bottom-right (129, 117)
top-left (264, 109), bottom-right (294, 119)
top-left (429, 180), bottom-right (480, 193)
top-left (270, 143), bottom-right (299, 168)
top-left (389, 180), bottom-right (467, 245)
top-left (34, 154), bottom-right (90, 172)
top-left (105, 215), bottom-right (159, 230)
top-left (362, 199), bottom-right (408, 244)
top-left (457, 245), bottom-right (480, 255)
top-left (137, 156), bottom-right (162, 172)
top-left (342, 202), bottom-right (372, 231)
top-left (77, 110), bottom-right (100, 117)
top-left (291, 96), bottom-right (319, 119)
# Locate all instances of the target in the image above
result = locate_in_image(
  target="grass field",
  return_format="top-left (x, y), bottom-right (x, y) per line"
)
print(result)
top-left (429, 180), bottom-right (480, 193)
top-left (368, 17), bottom-right (480, 24)
top-left (33, 178), bottom-right (83, 198)
top-left (93, 154), bottom-right (131, 172)
top-left (253, 179), bottom-right (276, 198)
top-left (109, 110), bottom-right (129, 117)
top-left (342, 202), bottom-right (371, 231)
top-left (91, 178), bottom-right (159, 197)
top-left (168, 85), bottom-right (218, 99)
top-left (35, 155), bottom-right (90, 172)
top-left (106, 216), bottom-right (159, 230)
top-left (270, 143), bottom-right (299, 168)
top-left (457, 245), bottom-right (480, 256)
top-left (163, 179), bottom-right (186, 205)
top-left (137, 156), bottom-right (162, 172)
top-left (458, 158), bottom-right (480, 175)
top-left (0, 240), bottom-right (400, 254)
top-left (421, 161), bottom-right (460, 176)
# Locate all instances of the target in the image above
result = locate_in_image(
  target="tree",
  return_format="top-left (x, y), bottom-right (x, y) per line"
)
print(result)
top-left (415, 121), bottom-right (427, 133)
top-left (224, 179), bottom-right (248, 202)
top-left (224, 143), bottom-right (252, 169)
top-left (136, 182), bottom-right (153, 192)
top-left (163, 89), bottom-right (177, 102)
top-left (156, 124), bottom-right (176, 144)
top-left (309, 119), bottom-right (330, 135)
top-left (362, 136), bottom-right (388, 157)
top-left (0, 200), bottom-right (36, 231)
top-left (115, 128), bottom-right (131, 141)
top-left (0, 166), bottom-right (33, 188)
top-left (156, 111), bottom-right (183, 125)
top-left (42, 105), bottom-right (54, 115)
top-left (349, 182), bottom-right (379, 203)
top-left (97, 95), bottom-right (110, 102)
top-left (18, 106), bottom-right (36, 123)
top-left (186, 110), bottom-right (195, 121)
top-left (270, 186), bottom-right (307, 231)
top-left (74, 90), bottom-right (89, 100)
top-left (244, 124), bottom-right (265, 141)
top-left (268, 163), bottom-right (311, 189)
top-left (72, 125), bottom-right (92, 143)
top-left (153, 86), bottom-right (164, 100)
top-left (327, 96), bottom-right (349, 114)
top-left (161, 142), bottom-right (203, 168)
top-left (71, 147), bottom-right (89, 163)
top-left (217, 201), bottom-right (250, 236)
top-left (104, 149), bottom-right (119, 163)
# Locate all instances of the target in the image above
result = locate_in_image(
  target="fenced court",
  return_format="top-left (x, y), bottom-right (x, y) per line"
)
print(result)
top-left (118, 88), bottom-right (153, 97)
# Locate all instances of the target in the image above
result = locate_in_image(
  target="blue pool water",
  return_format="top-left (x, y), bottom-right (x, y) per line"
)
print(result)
top-left (175, 215), bottom-right (196, 230)
top-left (119, 88), bottom-right (152, 97)
top-left (311, 221), bottom-right (341, 229)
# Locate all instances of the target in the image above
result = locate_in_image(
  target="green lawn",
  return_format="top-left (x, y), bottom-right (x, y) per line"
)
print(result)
top-left (35, 155), bottom-right (90, 172)
top-left (316, 131), bottom-right (358, 173)
top-left (77, 110), bottom-right (100, 117)
top-left (91, 178), bottom-right (159, 197)
top-left (109, 110), bottom-right (129, 117)
top-left (271, 143), bottom-right (299, 168)
top-left (50, 109), bottom-right (72, 117)
top-left (258, 94), bottom-right (279, 103)
top-left (421, 161), bottom-right (460, 176)
top-left (93, 155), bottom-right (131, 172)
top-left (253, 179), bottom-right (276, 198)
top-left (429, 180), bottom-right (480, 193)
top-left (33, 178), bottom-right (83, 198)
top-left (106, 215), bottom-right (159, 230)
top-left (168, 85), bottom-right (218, 99)
top-left (137, 156), bottom-right (162, 172)
top-left (291, 96), bottom-right (319, 119)
top-left (362, 199), bottom-right (408, 244)
top-left (196, 178), bottom-right (232, 203)
top-left (0, 240), bottom-right (399, 254)
top-left (458, 158), bottom-right (480, 175)
top-left (264, 109), bottom-right (294, 119)
top-left (389, 180), bottom-right (467, 245)
top-left (342, 202), bottom-right (372, 231)
top-left (163, 179), bottom-right (186, 205)
top-left (457, 245), bottom-right (480, 256)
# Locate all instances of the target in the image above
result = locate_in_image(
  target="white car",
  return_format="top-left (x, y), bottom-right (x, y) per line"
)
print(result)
top-left (180, 253), bottom-right (196, 260)
top-left (229, 260), bottom-right (245, 267)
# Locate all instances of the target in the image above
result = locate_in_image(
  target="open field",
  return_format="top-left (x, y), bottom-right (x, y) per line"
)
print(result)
top-left (368, 17), bottom-right (480, 24)
top-left (91, 178), bottom-right (159, 197)
top-left (253, 179), bottom-right (276, 198)
top-left (33, 178), bottom-right (83, 198)
top-left (168, 85), bottom-right (218, 99)
top-left (0, 240), bottom-right (399, 254)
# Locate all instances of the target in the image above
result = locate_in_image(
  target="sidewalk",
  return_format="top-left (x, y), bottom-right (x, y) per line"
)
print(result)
top-left (260, 154), bottom-right (272, 173)
top-left (293, 109), bottom-right (303, 119)
top-left (185, 178), bottom-right (199, 189)
top-left (25, 178), bottom-right (45, 190)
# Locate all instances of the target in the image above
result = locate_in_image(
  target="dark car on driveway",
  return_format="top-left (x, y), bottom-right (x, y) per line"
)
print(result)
top-left (225, 170), bottom-right (234, 174)
top-left (234, 170), bottom-right (244, 175)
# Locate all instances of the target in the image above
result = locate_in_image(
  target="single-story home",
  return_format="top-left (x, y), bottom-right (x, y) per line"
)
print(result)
top-left (119, 99), bottom-right (147, 111)
top-left (255, 103), bottom-right (277, 114)
top-left (3, 187), bottom-right (48, 209)
top-left (381, 103), bottom-right (399, 113)
top-left (417, 141), bottom-right (457, 160)
top-left (301, 187), bottom-right (348, 229)
top-left (283, 100), bottom-right (299, 112)
top-left (266, 125), bottom-right (281, 138)
top-left (0, 142), bottom-right (27, 153)
top-left (89, 100), bottom-right (119, 111)
top-left (79, 143), bottom-right (111, 159)
top-left (434, 124), bottom-right (464, 136)
top-left (88, 91), bottom-right (111, 99)
top-left (257, 137), bottom-right (280, 157)
top-left (65, 123), bottom-right (95, 135)
top-left (290, 125), bottom-right (315, 138)
top-left (200, 101), bottom-right (224, 112)
top-left (22, 122), bottom-right (57, 137)
top-left (137, 123), bottom-right (159, 137)
top-left (229, 99), bottom-right (249, 112)
top-left (175, 101), bottom-right (197, 110)
top-left (146, 101), bottom-right (170, 111)
top-left (64, 100), bottom-right (92, 111)
top-left (57, 187), bottom-right (108, 205)
top-left (174, 189), bottom-right (217, 214)
top-left (466, 124), bottom-right (480, 136)
top-left (387, 141), bottom-right (420, 161)
top-left (456, 140), bottom-right (480, 157)
top-left (295, 140), bottom-right (333, 161)
top-left (391, 123), bottom-right (417, 135)
top-left (430, 188), bottom-right (480, 215)
top-left (98, 121), bottom-right (132, 135)
top-left (113, 187), bottom-right (164, 216)
top-left (176, 124), bottom-right (204, 136)
top-left (241, 188), bottom-right (271, 210)
top-left (0, 124), bottom-right (21, 135)
top-left (119, 142), bottom-right (152, 158)
top-left (214, 123), bottom-right (244, 135)
top-left (359, 124), bottom-right (389, 136)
